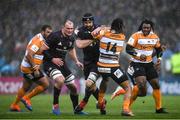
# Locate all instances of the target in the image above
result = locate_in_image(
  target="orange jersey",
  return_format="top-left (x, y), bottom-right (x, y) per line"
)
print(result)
top-left (21, 33), bottom-right (46, 73)
top-left (95, 30), bottom-right (125, 67)
top-left (127, 31), bottom-right (161, 63)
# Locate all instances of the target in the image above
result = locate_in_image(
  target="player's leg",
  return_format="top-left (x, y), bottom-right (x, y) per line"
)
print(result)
top-left (52, 74), bottom-right (65, 115)
top-left (74, 82), bottom-right (95, 113)
top-left (43, 62), bottom-right (65, 115)
top-left (128, 62), bottom-right (147, 106)
top-left (75, 65), bottom-right (99, 113)
top-left (111, 86), bottom-right (126, 100)
top-left (98, 77), bottom-right (108, 115)
top-left (111, 67), bottom-right (134, 116)
top-left (21, 72), bottom-right (49, 111)
top-left (130, 76), bottom-right (146, 106)
top-left (147, 62), bottom-right (168, 113)
top-left (10, 78), bottom-right (32, 112)
top-left (65, 74), bottom-right (79, 111)
top-left (119, 80), bottom-right (134, 116)
top-left (85, 72), bottom-right (99, 101)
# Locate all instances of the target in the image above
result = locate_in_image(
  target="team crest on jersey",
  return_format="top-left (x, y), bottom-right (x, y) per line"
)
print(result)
top-left (58, 42), bottom-right (62, 46)
top-left (114, 69), bottom-right (123, 78)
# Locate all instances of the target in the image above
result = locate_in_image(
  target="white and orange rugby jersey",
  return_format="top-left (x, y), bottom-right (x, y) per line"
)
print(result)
top-left (21, 33), bottom-right (46, 73)
top-left (94, 30), bottom-right (126, 68)
top-left (127, 31), bottom-right (161, 63)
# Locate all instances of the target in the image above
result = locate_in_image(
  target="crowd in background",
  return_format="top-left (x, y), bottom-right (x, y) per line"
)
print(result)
top-left (0, 0), bottom-right (179, 76)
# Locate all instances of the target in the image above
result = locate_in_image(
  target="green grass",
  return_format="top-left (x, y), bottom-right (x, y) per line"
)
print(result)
top-left (0, 94), bottom-right (180, 119)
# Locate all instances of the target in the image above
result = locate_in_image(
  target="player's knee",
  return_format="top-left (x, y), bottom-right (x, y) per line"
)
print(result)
top-left (67, 83), bottom-right (78, 94)
top-left (85, 80), bottom-right (94, 89)
top-left (55, 78), bottom-right (64, 89)
top-left (137, 83), bottom-right (147, 96)
top-left (86, 72), bottom-right (98, 87)
top-left (151, 82), bottom-right (160, 89)
top-left (40, 77), bottom-right (49, 89)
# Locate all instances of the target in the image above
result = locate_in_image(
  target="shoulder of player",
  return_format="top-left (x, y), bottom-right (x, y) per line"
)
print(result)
top-left (108, 32), bottom-right (125, 40)
top-left (29, 33), bottom-right (43, 43)
top-left (149, 31), bottom-right (159, 38)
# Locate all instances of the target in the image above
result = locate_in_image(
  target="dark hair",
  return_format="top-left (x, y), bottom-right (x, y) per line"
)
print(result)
top-left (138, 19), bottom-right (154, 31)
top-left (41, 25), bottom-right (52, 31)
top-left (82, 13), bottom-right (94, 22)
top-left (111, 18), bottom-right (124, 33)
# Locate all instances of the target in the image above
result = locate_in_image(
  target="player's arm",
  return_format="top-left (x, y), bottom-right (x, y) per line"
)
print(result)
top-left (26, 44), bottom-right (40, 71)
top-left (91, 26), bottom-right (109, 39)
top-left (126, 44), bottom-right (138, 56)
top-left (76, 39), bottom-right (93, 48)
top-left (68, 48), bottom-right (83, 69)
top-left (26, 50), bottom-right (37, 68)
top-left (155, 46), bottom-right (163, 59)
top-left (75, 29), bottom-right (94, 48)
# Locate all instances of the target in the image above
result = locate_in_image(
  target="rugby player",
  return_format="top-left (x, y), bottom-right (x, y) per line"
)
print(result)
top-left (126, 19), bottom-right (168, 113)
top-left (10, 25), bottom-right (52, 112)
top-left (43, 20), bottom-right (84, 115)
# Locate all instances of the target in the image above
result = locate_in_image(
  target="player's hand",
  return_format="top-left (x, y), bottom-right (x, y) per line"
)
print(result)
top-left (34, 70), bottom-right (40, 78)
top-left (154, 58), bottom-right (161, 72)
top-left (32, 65), bottom-right (40, 71)
top-left (140, 54), bottom-right (147, 61)
top-left (161, 45), bottom-right (166, 51)
top-left (91, 27), bottom-right (101, 36)
top-left (76, 61), bottom-right (84, 70)
top-left (52, 58), bottom-right (64, 66)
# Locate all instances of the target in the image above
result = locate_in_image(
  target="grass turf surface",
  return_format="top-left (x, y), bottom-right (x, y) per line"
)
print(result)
top-left (0, 94), bottom-right (179, 119)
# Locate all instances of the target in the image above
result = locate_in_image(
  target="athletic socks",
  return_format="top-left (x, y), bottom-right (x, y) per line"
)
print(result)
top-left (130, 85), bottom-right (139, 106)
top-left (26, 85), bottom-right (45, 99)
top-left (92, 88), bottom-right (99, 100)
top-left (13, 88), bottom-right (26, 105)
top-left (153, 89), bottom-right (162, 110)
top-left (70, 94), bottom-right (79, 110)
top-left (53, 87), bottom-right (61, 105)
top-left (83, 88), bottom-right (92, 102)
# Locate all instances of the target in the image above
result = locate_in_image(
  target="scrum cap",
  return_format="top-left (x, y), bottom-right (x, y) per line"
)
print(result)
top-left (82, 13), bottom-right (94, 22)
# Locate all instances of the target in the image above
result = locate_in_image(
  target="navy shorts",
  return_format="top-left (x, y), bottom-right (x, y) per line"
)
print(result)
top-left (128, 61), bottom-right (158, 81)
top-left (98, 66), bottom-right (128, 84)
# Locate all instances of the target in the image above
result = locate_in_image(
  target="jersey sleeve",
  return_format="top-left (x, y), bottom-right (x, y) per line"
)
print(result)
top-left (155, 36), bottom-right (161, 48)
top-left (28, 39), bottom-right (41, 53)
top-left (77, 29), bottom-right (94, 40)
top-left (45, 33), bottom-right (58, 48)
top-left (127, 33), bottom-right (138, 47)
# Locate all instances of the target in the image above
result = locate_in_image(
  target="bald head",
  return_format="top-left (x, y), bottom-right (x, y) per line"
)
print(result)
top-left (62, 20), bottom-right (74, 36)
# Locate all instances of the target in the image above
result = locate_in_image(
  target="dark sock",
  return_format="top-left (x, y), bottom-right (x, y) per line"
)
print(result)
top-left (83, 88), bottom-right (92, 102)
top-left (70, 94), bottom-right (78, 110)
top-left (92, 88), bottom-right (99, 100)
top-left (53, 87), bottom-right (61, 105)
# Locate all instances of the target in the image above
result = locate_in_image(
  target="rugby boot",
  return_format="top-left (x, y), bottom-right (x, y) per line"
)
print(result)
top-left (74, 100), bottom-right (87, 112)
top-left (52, 104), bottom-right (61, 115)
top-left (156, 108), bottom-right (168, 114)
top-left (10, 104), bottom-right (21, 112)
top-left (111, 89), bottom-right (125, 100)
top-left (21, 96), bottom-right (32, 111)
top-left (121, 109), bottom-right (134, 116)
top-left (98, 100), bottom-right (106, 115)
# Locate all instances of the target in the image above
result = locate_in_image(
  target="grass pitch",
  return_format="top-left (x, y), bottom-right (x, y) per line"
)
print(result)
top-left (0, 94), bottom-right (180, 119)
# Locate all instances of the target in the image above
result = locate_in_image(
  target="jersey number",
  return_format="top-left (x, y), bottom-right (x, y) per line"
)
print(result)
top-left (106, 42), bottom-right (117, 53)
